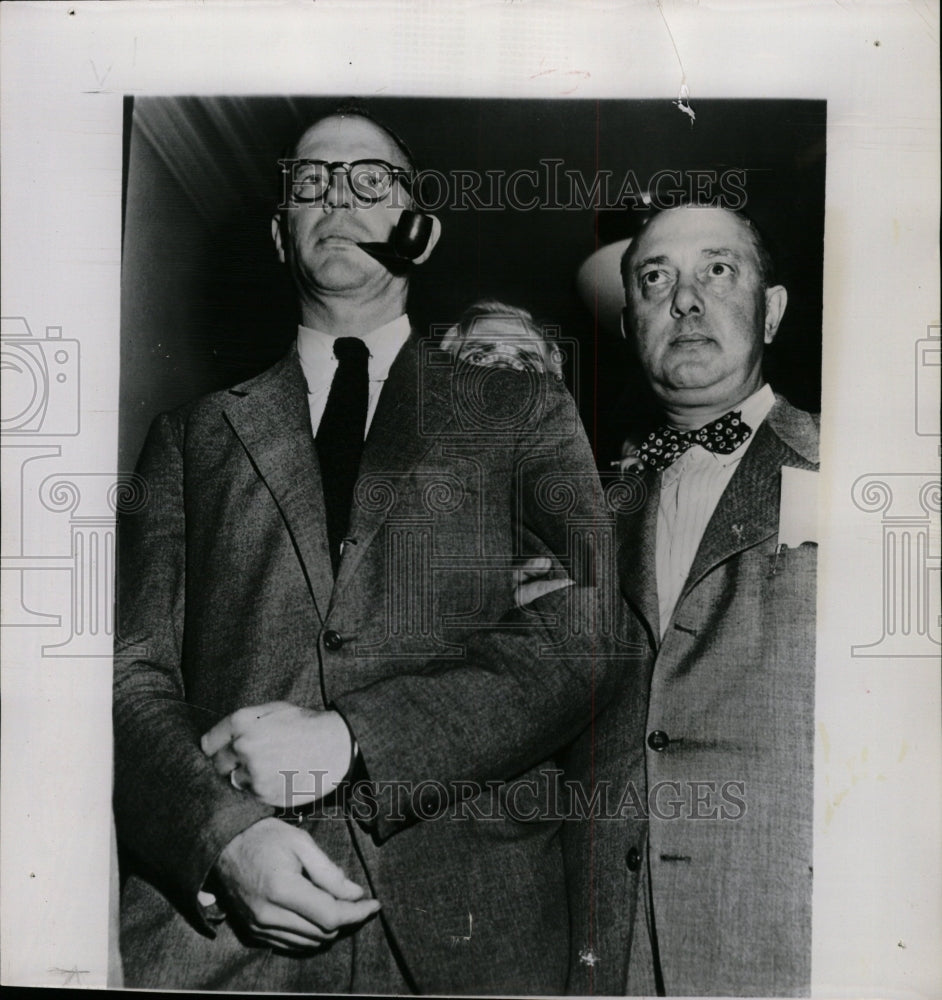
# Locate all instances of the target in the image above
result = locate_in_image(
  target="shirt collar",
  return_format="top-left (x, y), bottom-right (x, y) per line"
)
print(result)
top-left (296, 314), bottom-right (411, 384)
top-left (735, 382), bottom-right (775, 434)
top-left (662, 383), bottom-right (775, 481)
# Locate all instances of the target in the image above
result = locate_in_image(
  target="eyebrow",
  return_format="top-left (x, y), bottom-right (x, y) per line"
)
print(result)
top-left (633, 254), bottom-right (670, 271)
top-left (633, 247), bottom-right (746, 271)
top-left (702, 247), bottom-right (745, 261)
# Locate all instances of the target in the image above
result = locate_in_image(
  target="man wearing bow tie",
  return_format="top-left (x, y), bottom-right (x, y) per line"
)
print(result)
top-left (563, 205), bottom-right (819, 996)
top-left (113, 109), bottom-right (608, 994)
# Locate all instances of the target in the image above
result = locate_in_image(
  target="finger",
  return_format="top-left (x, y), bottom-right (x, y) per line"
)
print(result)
top-left (518, 556), bottom-right (554, 582)
top-left (209, 745), bottom-right (241, 777)
top-left (250, 928), bottom-right (332, 951)
top-left (319, 897), bottom-right (382, 930)
top-left (515, 577), bottom-right (574, 607)
top-left (278, 880), bottom-right (381, 933)
top-left (250, 902), bottom-right (341, 942)
top-left (201, 717), bottom-right (237, 757)
top-left (295, 836), bottom-right (368, 901)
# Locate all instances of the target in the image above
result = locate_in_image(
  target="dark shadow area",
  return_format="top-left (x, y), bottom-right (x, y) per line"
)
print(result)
top-left (120, 96), bottom-right (825, 470)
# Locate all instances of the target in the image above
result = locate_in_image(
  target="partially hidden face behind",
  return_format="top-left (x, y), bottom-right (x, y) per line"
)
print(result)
top-left (271, 114), bottom-right (438, 300)
top-left (440, 306), bottom-right (564, 379)
top-left (621, 206), bottom-right (788, 413)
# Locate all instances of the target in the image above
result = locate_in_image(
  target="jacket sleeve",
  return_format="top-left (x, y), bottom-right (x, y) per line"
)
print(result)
top-left (112, 412), bottom-right (273, 930)
top-left (334, 377), bottom-right (641, 839)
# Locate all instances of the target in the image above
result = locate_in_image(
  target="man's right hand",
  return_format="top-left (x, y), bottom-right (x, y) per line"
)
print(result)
top-left (213, 818), bottom-right (381, 951)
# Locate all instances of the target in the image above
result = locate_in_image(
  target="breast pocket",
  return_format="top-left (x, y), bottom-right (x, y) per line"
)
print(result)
top-left (760, 540), bottom-right (818, 662)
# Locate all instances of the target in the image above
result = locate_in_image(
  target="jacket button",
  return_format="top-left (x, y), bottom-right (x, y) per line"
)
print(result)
top-left (323, 630), bottom-right (344, 651)
top-left (625, 847), bottom-right (642, 872)
top-left (647, 730), bottom-right (671, 752)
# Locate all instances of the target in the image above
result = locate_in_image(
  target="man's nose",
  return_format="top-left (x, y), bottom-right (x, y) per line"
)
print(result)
top-left (670, 275), bottom-right (703, 317)
top-left (323, 168), bottom-right (353, 209)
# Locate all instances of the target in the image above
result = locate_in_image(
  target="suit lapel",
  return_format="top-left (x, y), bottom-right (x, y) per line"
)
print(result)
top-left (679, 399), bottom-right (817, 600)
top-left (331, 335), bottom-right (456, 602)
top-left (617, 468), bottom-right (661, 648)
top-left (221, 352), bottom-right (334, 622)
top-left (616, 396), bottom-right (819, 640)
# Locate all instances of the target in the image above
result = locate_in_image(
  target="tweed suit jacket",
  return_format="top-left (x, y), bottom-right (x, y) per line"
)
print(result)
top-left (565, 395), bottom-right (819, 997)
top-left (113, 336), bottom-right (621, 994)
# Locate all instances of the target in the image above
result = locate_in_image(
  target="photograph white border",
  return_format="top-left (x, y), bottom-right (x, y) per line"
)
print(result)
top-left (1, 1), bottom-right (939, 994)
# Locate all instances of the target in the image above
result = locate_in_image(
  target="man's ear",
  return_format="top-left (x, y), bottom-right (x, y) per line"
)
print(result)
top-left (411, 214), bottom-right (442, 266)
top-left (271, 213), bottom-right (286, 264)
top-left (763, 285), bottom-right (788, 344)
top-left (620, 306), bottom-right (631, 341)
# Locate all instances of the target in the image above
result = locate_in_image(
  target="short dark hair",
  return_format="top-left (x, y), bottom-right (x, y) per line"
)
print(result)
top-left (620, 205), bottom-right (777, 292)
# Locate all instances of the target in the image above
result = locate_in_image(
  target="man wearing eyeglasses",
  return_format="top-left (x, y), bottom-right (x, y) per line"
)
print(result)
top-left (113, 109), bottom-right (614, 994)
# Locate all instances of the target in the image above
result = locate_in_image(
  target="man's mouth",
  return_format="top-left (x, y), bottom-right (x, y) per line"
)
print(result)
top-left (318, 234), bottom-right (358, 246)
top-left (667, 316), bottom-right (711, 342)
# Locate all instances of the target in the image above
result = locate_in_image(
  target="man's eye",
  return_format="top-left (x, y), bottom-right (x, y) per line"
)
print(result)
top-left (292, 172), bottom-right (321, 192)
top-left (640, 270), bottom-right (668, 287)
top-left (707, 262), bottom-right (734, 277)
top-left (291, 178), bottom-right (321, 202)
top-left (293, 165), bottom-right (323, 185)
top-left (352, 169), bottom-right (387, 193)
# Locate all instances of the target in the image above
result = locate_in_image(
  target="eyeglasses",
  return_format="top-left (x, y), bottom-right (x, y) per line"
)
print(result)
top-left (280, 159), bottom-right (413, 205)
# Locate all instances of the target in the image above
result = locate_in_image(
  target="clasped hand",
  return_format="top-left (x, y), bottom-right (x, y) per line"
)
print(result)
top-left (201, 702), bottom-right (374, 951)
top-left (202, 701), bottom-right (354, 808)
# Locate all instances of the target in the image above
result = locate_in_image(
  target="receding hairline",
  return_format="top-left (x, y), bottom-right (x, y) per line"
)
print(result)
top-left (291, 112), bottom-right (416, 171)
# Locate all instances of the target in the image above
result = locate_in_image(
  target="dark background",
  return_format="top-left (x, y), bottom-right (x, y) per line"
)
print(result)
top-left (120, 96), bottom-right (826, 471)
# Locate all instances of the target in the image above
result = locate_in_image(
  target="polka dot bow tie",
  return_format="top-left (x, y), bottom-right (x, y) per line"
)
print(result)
top-left (637, 411), bottom-right (752, 471)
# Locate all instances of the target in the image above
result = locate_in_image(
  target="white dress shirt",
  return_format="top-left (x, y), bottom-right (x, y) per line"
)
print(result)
top-left (655, 383), bottom-right (775, 637)
top-left (296, 313), bottom-right (412, 437)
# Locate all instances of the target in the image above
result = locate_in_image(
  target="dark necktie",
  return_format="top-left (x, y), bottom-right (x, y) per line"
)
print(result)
top-left (315, 337), bottom-right (369, 574)
top-left (637, 410), bottom-right (752, 472)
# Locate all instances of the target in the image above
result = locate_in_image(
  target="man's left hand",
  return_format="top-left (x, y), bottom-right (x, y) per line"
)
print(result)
top-left (201, 703), bottom-right (355, 809)
top-left (513, 556), bottom-right (574, 608)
